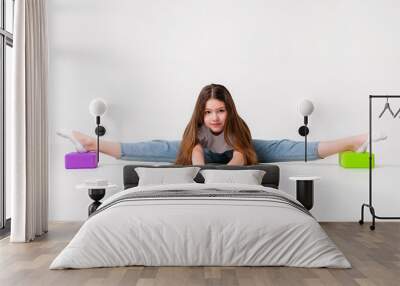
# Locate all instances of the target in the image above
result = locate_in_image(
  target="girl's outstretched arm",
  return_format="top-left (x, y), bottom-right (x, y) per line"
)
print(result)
top-left (227, 150), bottom-right (246, 166)
top-left (192, 144), bottom-right (205, 165)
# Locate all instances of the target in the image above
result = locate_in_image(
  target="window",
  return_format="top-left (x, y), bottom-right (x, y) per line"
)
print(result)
top-left (0, 0), bottom-right (14, 236)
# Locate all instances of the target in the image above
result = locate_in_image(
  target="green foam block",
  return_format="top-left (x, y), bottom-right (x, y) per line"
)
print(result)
top-left (339, 151), bottom-right (375, 168)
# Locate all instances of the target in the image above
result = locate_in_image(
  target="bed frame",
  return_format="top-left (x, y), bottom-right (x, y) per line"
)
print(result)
top-left (123, 164), bottom-right (280, 189)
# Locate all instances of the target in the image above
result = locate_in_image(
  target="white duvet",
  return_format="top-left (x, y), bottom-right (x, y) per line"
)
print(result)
top-left (50, 183), bottom-right (351, 269)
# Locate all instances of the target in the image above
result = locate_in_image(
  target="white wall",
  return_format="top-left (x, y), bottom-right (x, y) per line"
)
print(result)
top-left (47, 0), bottom-right (400, 221)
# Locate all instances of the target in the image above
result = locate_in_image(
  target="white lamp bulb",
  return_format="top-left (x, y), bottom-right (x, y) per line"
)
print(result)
top-left (299, 99), bottom-right (314, 116)
top-left (89, 98), bottom-right (107, 117)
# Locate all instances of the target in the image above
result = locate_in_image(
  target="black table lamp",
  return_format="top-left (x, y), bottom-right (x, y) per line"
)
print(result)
top-left (89, 98), bottom-right (107, 164)
top-left (298, 99), bottom-right (314, 162)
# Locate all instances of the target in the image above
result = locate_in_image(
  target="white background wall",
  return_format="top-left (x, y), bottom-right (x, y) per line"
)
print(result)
top-left (47, 0), bottom-right (400, 221)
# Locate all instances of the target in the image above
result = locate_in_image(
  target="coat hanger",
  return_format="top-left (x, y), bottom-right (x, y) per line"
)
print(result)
top-left (394, 105), bottom-right (400, 118)
top-left (378, 97), bottom-right (395, 118)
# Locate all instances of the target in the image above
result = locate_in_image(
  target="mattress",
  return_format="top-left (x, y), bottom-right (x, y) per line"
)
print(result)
top-left (50, 183), bottom-right (351, 269)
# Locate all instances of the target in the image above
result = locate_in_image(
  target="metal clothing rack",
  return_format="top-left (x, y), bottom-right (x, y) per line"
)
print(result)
top-left (359, 95), bottom-right (400, 230)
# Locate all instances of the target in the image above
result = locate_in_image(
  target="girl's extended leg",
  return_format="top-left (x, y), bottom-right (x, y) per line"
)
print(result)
top-left (73, 131), bottom-right (180, 162)
top-left (73, 131), bottom-right (368, 164)
top-left (119, 140), bottom-right (180, 162)
top-left (252, 134), bottom-right (367, 163)
top-left (316, 134), bottom-right (367, 158)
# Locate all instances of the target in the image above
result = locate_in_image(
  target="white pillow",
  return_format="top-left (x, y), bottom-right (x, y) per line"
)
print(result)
top-left (200, 169), bottom-right (266, 185)
top-left (135, 167), bottom-right (201, 186)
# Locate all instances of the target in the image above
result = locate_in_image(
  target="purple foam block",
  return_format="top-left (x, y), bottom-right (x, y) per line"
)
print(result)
top-left (65, 151), bottom-right (98, 169)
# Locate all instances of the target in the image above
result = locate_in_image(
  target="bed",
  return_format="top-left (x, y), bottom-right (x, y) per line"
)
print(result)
top-left (50, 164), bottom-right (351, 269)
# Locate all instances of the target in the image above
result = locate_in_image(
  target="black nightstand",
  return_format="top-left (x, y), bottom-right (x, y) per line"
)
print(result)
top-left (289, 176), bottom-right (320, 210)
top-left (76, 183), bottom-right (117, 216)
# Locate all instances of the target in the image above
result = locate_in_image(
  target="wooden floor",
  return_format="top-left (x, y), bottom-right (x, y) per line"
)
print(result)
top-left (0, 222), bottom-right (399, 286)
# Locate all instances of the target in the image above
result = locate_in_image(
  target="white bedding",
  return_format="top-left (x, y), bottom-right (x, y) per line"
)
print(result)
top-left (50, 183), bottom-right (351, 269)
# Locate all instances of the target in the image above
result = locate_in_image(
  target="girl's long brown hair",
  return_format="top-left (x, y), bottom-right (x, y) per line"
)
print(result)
top-left (175, 84), bottom-right (258, 165)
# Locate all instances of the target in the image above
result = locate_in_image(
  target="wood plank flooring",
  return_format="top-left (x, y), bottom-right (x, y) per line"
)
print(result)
top-left (0, 222), bottom-right (399, 286)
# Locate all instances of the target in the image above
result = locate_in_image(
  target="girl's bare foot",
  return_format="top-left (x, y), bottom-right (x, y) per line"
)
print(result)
top-left (56, 129), bottom-right (97, 152)
top-left (71, 131), bottom-right (97, 151)
top-left (351, 134), bottom-right (368, 152)
top-left (318, 133), bottom-right (369, 158)
top-left (57, 129), bottom-right (121, 158)
top-left (355, 132), bottom-right (388, 153)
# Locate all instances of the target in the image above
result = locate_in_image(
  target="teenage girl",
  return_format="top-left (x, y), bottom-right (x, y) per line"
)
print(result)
top-left (58, 84), bottom-right (387, 165)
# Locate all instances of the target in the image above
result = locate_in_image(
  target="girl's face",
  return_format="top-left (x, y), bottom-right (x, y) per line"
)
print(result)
top-left (203, 98), bottom-right (227, 134)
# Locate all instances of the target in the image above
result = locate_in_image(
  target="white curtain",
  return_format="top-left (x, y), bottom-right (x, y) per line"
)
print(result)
top-left (10, 0), bottom-right (49, 242)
